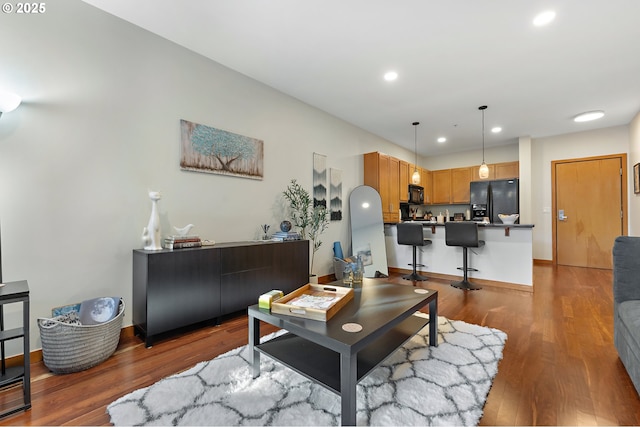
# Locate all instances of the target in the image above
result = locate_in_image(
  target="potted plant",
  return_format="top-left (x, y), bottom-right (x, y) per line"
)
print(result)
top-left (283, 179), bottom-right (330, 277)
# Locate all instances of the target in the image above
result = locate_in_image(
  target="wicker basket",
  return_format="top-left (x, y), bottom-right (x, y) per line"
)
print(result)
top-left (38, 299), bottom-right (125, 374)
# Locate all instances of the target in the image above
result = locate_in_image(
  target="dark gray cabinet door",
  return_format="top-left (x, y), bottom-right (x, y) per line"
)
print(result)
top-left (133, 248), bottom-right (220, 341)
top-left (220, 244), bottom-right (271, 314)
top-left (220, 240), bottom-right (309, 315)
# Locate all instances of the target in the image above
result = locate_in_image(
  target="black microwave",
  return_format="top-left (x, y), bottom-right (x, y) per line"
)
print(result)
top-left (408, 184), bottom-right (424, 204)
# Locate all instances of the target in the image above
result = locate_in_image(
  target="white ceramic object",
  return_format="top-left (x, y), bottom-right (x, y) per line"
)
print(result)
top-left (142, 191), bottom-right (163, 250)
top-left (173, 224), bottom-right (194, 237)
top-left (498, 213), bottom-right (519, 224)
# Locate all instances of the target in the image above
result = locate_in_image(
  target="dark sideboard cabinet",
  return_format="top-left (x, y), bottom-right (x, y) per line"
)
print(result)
top-left (133, 240), bottom-right (309, 346)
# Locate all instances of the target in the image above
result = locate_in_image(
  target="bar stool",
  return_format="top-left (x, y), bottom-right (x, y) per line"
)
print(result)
top-left (445, 222), bottom-right (485, 290)
top-left (397, 222), bottom-right (432, 281)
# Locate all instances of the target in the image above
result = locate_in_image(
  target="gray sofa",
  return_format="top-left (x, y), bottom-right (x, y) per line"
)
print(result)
top-left (613, 235), bottom-right (640, 396)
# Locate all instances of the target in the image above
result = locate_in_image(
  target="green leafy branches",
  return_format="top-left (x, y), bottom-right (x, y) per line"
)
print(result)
top-left (283, 179), bottom-right (330, 274)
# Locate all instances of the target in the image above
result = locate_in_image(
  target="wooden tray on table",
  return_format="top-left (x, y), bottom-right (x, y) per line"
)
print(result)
top-left (271, 283), bottom-right (353, 321)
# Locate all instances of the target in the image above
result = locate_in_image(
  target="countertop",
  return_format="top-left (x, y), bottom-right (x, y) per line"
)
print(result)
top-left (397, 220), bottom-right (535, 228)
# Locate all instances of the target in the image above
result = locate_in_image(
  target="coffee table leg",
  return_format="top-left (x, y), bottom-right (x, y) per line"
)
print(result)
top-left (248, 314), bottom-right (261, 378)
top-left (429, 297), bottom-right (438, 347)
top-left (340, 352), bottom-right (357, 426)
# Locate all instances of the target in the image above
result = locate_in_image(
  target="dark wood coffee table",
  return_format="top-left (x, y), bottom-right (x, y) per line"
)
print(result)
top-left (248, 279), bottom-right (438, 426)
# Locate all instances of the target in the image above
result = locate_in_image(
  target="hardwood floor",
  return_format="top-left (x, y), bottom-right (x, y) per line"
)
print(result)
top-left (1, 263), bottom-right (639, 426)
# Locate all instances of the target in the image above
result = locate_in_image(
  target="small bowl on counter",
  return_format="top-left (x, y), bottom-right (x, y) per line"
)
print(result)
top-left (498, 213), bottom-right (519, 224)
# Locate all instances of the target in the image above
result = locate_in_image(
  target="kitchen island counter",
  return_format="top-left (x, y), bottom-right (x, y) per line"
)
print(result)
top-left (399, 220), bottom-right (534, 228)
top-left (385, 222), bottom-right (534, 289)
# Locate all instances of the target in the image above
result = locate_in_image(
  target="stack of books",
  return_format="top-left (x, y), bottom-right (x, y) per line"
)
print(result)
top-left (164, 235), bottom-right (202, 249)
top-left (271, 231), bottom-right (301, 241)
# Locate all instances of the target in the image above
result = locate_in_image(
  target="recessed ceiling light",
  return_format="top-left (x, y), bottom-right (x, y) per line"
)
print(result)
top-left (533, 10), bottom-right (556, 26)
top-left (437, 137), bottom-right (447, 143)
top-left (491, 127), bottom-right (502, 133)
top-left (573, 110), bottom-right (605, 122)
top-left (383, 71), bottom-right (398, 81)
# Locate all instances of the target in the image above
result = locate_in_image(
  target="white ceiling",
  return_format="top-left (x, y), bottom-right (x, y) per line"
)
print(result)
top-left (82, 0), bottom-right (640, 157)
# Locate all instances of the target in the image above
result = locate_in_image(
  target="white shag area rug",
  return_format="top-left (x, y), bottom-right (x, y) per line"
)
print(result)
top-left (107, 315), bottom-right (507, 426)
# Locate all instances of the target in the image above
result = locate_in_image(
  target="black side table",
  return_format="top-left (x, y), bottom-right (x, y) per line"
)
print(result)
top-left (0, 280), bottom-right (30, 418)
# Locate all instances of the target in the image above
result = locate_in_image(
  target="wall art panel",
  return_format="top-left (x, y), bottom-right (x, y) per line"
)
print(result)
top-left (180, 119), bottom-right (264, 180)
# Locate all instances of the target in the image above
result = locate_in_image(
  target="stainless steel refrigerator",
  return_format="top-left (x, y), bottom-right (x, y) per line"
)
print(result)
top-left (470, 178), bottom-right (519, 223)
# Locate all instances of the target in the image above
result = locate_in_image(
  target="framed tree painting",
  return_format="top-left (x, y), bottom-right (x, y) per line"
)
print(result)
top-left (180, 119), bottom-right (264, 180)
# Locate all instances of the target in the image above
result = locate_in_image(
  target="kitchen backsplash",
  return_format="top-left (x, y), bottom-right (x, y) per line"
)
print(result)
top-left (407, 204), bottom-right (468, 219)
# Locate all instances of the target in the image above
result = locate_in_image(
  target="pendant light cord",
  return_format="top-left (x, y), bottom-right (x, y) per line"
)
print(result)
top-left (413, 121), bottom-right (419, 171)
top-left (479, 106), bottom-right (487, 163)
top-left (482, 109), bottom-right (485, 163)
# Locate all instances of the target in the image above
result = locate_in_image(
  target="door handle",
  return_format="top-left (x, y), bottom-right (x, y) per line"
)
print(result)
top-left (558, 209), bottom-right (568, 221)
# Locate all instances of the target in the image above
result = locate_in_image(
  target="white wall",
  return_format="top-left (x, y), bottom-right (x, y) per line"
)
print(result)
top-left (630, 111), bottom-right (640, 235)
top-left (530, 125), bottom-right (630, 260)
top-left (422, 144), bottom-right (519, 170)
top-left (0, 0), bottom-right (415, 351)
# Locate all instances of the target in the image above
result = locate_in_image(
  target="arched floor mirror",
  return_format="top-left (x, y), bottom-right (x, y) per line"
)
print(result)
top-left (349, 185), bottom-right (388, 278)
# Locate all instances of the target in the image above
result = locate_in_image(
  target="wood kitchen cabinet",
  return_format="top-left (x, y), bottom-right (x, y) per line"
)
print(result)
top-left (495, 161), bottom-right (519, 179)
top-left (451, 167), bottom-right (472, 204)
top-left (432, 169), bottom-right (452, 204)
top-left (388, 156), bottom-right (400, 221)
top-left (470, 164), bottom-right (496, 181)
top-left (423, 161), bottom-right (519, 205)
top-left (422, 168), bottom-right (432, 204)
top-left (399, 160), bottom-right (409, 202)
top-left (400, 159), bottom-right (431, 204)
top-left (364, 152), bottom-right (400, 223)
top-left (471, 161), bottom-right (519, 181)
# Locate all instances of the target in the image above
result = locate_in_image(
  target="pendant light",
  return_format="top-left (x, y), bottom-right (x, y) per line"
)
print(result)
top-left (411, 121), bottom-right (421, 184)
top-left (478, 105), bottom-right (489, 179)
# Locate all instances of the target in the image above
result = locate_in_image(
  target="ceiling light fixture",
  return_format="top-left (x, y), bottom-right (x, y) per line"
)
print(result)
top-left (573, 110), bottom-right (605, 122)
top-left (533, 10), bottom-right (556, 27)
top-left (0, 89), bottom-right (21, 118)
top-left (411, 121), bottom-right (421, 185)
top-left (491, 127), bottom-right (502, 133)
top-left (437, 137), bottom-right (447, 143)
top-left (478, 105), bottom-right (489, 179)
top-left (384, 71), bottom-right (398, 81)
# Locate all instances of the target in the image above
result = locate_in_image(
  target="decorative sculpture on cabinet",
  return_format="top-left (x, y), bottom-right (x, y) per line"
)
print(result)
top-left (142, 191), bottom-right (163, 250)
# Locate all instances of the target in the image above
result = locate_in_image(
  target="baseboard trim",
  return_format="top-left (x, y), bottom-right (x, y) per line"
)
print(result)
top-left (6, 263), bottom-right (532, 369)
top-left (5, 325), bottom-right (137, 369)
top-left (534, 258), bottom-right (554, 265)
top-left (388, 267), bottom-right (534, 293)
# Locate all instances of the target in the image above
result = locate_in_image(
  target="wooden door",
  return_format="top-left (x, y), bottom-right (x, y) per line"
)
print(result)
top-left (553, 155), bottom-right (626, 269)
